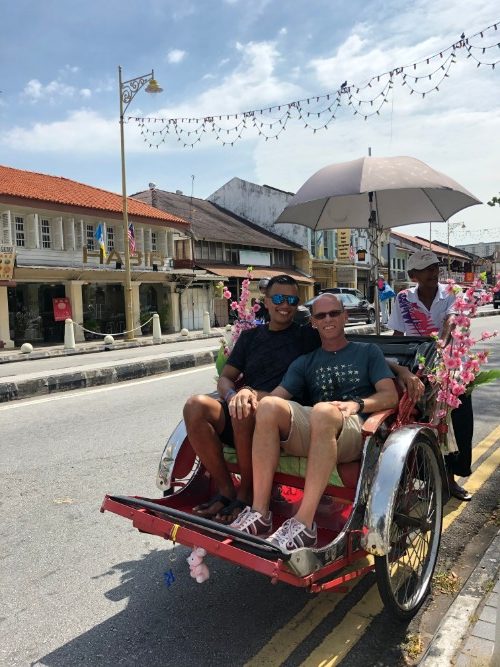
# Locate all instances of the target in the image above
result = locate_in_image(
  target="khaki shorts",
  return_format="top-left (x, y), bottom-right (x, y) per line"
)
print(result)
top-left (281, 401), bottom-right (364, 463)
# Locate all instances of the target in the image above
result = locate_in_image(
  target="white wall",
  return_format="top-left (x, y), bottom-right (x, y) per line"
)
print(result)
top-left (208, 177), bottom-right (310, 248)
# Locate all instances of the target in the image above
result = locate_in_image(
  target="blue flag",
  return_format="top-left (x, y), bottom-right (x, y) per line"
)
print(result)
top-left (95, 223), bottom-right (106, 257)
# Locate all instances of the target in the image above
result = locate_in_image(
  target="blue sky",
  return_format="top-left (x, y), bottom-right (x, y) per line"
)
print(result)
top-left (1, 0), bottom-right (499, 244)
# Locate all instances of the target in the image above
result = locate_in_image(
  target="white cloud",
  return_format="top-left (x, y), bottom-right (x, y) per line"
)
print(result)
top-left (80, 88), bottom-right (92, 98)
top-left (23, 78), bottom-right (79, 103)
top-left (167, 49), bottom-right (187, 64)
top-left (2, 110), bottom-right (117, 153)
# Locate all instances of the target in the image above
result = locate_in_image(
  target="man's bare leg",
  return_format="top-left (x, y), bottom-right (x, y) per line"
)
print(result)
top-left (294, 403), bottom-right (343, 529)
top-left (215, 413), bottom-right (255, 523)
top-left (183, 395), bottom-right (235, 515)
top-left (251, 396), bottom-right (292, 516)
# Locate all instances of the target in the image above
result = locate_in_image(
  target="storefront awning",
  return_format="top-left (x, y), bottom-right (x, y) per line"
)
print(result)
top-left (198, 264), bottom-right (314, 284)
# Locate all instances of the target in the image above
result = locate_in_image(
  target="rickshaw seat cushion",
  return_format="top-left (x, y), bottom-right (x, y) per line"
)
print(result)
top-left (223, 447), bottom-right (344, 487)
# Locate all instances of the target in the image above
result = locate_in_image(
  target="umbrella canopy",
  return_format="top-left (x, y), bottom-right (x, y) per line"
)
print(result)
top-left (275, 156), bottom-right (481, 230)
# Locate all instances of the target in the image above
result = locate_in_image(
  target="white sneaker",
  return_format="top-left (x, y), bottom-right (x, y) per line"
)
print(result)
top-left (267, 517), bottom-right (317, 551)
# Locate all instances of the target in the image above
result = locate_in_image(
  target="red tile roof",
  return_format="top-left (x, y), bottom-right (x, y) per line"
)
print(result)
top-left (0, 165), bottom-right (189, 229)
top-left (392, 230), bottom-right (470, 260)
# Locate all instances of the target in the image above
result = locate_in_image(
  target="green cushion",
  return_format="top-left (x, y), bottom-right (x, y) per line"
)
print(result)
top-left (223, 447), bottom-right (343, 487)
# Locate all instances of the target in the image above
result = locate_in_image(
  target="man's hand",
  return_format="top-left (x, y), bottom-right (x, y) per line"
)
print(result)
top-left (329, 400), bottom-right (360, 417)
top-left (228, 388), bottom-right (258, 420)
top-left (396, 366), bottom-right (425, 402)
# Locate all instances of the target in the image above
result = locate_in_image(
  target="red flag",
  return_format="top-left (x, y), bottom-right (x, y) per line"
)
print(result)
top-left (128, 224), bottom-right (136, 252)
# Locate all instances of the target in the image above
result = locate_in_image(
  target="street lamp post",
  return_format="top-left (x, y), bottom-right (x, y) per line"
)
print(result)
top-left (447, 221), bottom-right (466, 278)
top-left (118, 66), bottom-right (162, 340)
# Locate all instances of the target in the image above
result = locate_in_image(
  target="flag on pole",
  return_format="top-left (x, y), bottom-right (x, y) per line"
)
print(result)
top-left (95, 223), bottom-right (106, 257)
top-left (349, 245), bottom-right (355, 261)
top-left (128, 223), bottom-right (136, 252)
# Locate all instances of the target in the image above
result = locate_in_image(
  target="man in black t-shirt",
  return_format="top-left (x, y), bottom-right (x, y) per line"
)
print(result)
top-left (184, 275), bottom-right (319, 523)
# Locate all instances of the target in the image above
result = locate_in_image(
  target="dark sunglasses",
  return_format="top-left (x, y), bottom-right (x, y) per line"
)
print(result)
top-left (270, 294), bottom-right (300, 306)
top-left (312, 309), bottom-right (344, 320)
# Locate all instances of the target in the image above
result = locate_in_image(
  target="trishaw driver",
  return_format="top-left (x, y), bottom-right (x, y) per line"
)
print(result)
top-left (184, 275), bottom-right (319, 523)
top-left (231, 293), bottom-right (399, 551)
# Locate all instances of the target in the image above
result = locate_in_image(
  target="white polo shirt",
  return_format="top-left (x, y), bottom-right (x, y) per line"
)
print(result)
top-left (388, 283), bottom-right (455, 336)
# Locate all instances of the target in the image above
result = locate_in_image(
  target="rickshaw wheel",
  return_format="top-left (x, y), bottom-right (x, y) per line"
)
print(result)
top-left (375, 437), bottom-right (443, 620)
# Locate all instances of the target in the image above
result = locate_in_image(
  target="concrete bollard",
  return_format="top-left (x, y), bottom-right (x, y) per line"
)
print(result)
top-left (64, 318), bottom-right (76, 350)
top-left (203, 311), bottom-right (211, 335)
top-left (152, 313), bottom-right (162, 344)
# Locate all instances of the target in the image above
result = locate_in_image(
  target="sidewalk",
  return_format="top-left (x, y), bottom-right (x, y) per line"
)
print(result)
top-left (421, 529), bottom-right (500, 666)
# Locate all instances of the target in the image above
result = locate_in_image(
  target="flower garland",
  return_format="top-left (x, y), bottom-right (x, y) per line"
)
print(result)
top-left (420, 273), bottom-right (500, 422)
top-left (215, 267), bottom-right (263, 374)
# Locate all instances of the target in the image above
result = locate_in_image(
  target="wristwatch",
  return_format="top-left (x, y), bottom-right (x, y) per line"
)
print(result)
top-left (350, 397), bottom-right (365, 413)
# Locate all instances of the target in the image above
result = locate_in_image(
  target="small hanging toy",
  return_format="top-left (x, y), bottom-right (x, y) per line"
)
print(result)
top-left (187, 547), bottom-right (210, 583)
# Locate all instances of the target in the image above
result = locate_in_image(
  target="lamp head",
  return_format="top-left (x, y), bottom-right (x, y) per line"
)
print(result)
top-left (145, 78), bottom-right (163, 94)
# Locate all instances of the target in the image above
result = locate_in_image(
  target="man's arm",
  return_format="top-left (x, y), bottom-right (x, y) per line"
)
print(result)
top-left (270, 385), bottom-right (293, 400)
top-left (387, 360), bottom-right (424, 401)
top-left (217, 364), bottom-right (258, 419)
top-left (331, 378), bottom-right (399, 417)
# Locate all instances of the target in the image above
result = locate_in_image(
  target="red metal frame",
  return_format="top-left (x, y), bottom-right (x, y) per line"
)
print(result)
top-left (101, 495), bottom-right (375, 590)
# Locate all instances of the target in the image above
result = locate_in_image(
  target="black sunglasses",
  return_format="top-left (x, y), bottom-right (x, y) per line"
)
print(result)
top-left (312, 309), bottom-right (344, 320)
top-left (270, 294), bottom-right (300, 306)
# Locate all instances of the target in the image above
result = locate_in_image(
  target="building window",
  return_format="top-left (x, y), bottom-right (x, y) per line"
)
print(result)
top-left (151, 231), bottom-right (157, 251)
top-left (15, 216), bottom-right (25, 247)
top-left (86, 224), bottom-right (95, 250)
top-left (40, 218), bottom-right (51, 248)
top-left (107, 226), bottom-right (114, 253)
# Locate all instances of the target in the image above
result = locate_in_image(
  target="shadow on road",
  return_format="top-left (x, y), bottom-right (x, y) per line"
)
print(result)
top-left (36, 546), bottom-right (314, 667)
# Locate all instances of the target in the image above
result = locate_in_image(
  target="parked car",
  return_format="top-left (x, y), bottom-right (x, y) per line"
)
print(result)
top-left (305, 292), bottom-right (376, 324)
top-left (319, 287), bottom-right (366, 300)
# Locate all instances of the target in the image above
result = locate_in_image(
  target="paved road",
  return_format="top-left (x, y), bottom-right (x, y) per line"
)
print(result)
top-left (1, 317), bottom-right (499, 666)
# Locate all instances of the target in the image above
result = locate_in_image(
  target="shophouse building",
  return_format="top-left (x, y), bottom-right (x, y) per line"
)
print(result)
top-left (0, 165), bottom-right (204, 348)
top-left (132, 185), bottom-right (314, 326)
top-left (207, 177), bottom-right (373, 296)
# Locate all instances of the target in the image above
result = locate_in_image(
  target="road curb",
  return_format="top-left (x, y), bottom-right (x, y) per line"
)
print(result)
top-left (420, 529), bottom-right (500, 666)
top-left (0, 349), bottom-right (219, 402)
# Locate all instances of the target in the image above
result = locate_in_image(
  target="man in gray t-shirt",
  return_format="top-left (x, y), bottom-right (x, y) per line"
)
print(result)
top-left (231, 293), bottom-right (398, 552)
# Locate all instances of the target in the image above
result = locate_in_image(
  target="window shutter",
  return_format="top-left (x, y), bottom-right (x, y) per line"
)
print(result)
top-left (157, 229), bottom-right (168, 255)
top-left (63, 218), bottom-right (75, 250)
top-left (26, 214), bottom-right (39, 248)
top-left (166, 231), bottom-right (175, 258)
top-left (135, 225), bottom-right (144, 252)
top-left (1, 211), bottom-right (12, 244)
top-left (75, 219), bottom-right (83, 249)
top-left (53, 216), bottom-right (64, 250)
top-left (144, 228), bottom-right (152, 252)
top-left (115, 223), bottom-right (124, 252)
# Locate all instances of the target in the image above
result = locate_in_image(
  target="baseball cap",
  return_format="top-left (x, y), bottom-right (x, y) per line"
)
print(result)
top-left (407, 251), bottom-right (440, 272)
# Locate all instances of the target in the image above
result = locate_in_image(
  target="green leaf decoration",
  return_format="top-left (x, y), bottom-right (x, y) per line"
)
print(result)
top-left (466, 369), bottom-right (500, 394)
top-left (215, 345), bottom-right (228, 376)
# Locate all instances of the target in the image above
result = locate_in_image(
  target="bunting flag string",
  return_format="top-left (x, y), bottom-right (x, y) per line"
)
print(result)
top-left (128, 21), bottom-right (499, 149)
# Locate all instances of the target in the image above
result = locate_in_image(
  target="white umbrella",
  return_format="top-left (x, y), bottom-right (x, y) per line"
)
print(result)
top-left (275, 156), bottom-right (481, 333)
top-left (275, 156), bottom-right (481, 230)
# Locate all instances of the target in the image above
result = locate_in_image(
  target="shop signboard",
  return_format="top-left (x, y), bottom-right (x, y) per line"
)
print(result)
top-left (53, 297), bottom-right (73, 321)
top-left (336, 229), bottom-right (351, 261)
top-left (0, 244), bottom-right (15, 281)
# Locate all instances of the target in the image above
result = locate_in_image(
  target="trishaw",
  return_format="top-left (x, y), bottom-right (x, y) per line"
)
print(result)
top-left (101, 334), bottom-right (445, 620)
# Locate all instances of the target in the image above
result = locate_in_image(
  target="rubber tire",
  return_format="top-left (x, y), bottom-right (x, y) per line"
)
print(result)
top-left (367, 309), bottom-right (376, 324)
top-left (374, 438), bottom-right (443, 620)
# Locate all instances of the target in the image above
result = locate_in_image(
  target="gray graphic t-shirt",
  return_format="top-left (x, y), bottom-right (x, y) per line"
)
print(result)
top-left (280, 342), bottom-right (394, 405)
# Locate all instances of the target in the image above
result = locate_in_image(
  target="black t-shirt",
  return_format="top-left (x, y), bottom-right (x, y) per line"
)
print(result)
top-left (226, 323), bottom-right (320, 393)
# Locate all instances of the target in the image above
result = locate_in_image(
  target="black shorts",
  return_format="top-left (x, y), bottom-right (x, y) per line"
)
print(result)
top-left (219, 399), bottom-right (235, 447)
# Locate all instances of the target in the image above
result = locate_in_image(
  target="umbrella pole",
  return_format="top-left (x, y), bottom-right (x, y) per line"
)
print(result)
top-left (369, 192), bottom-right (381, 336)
